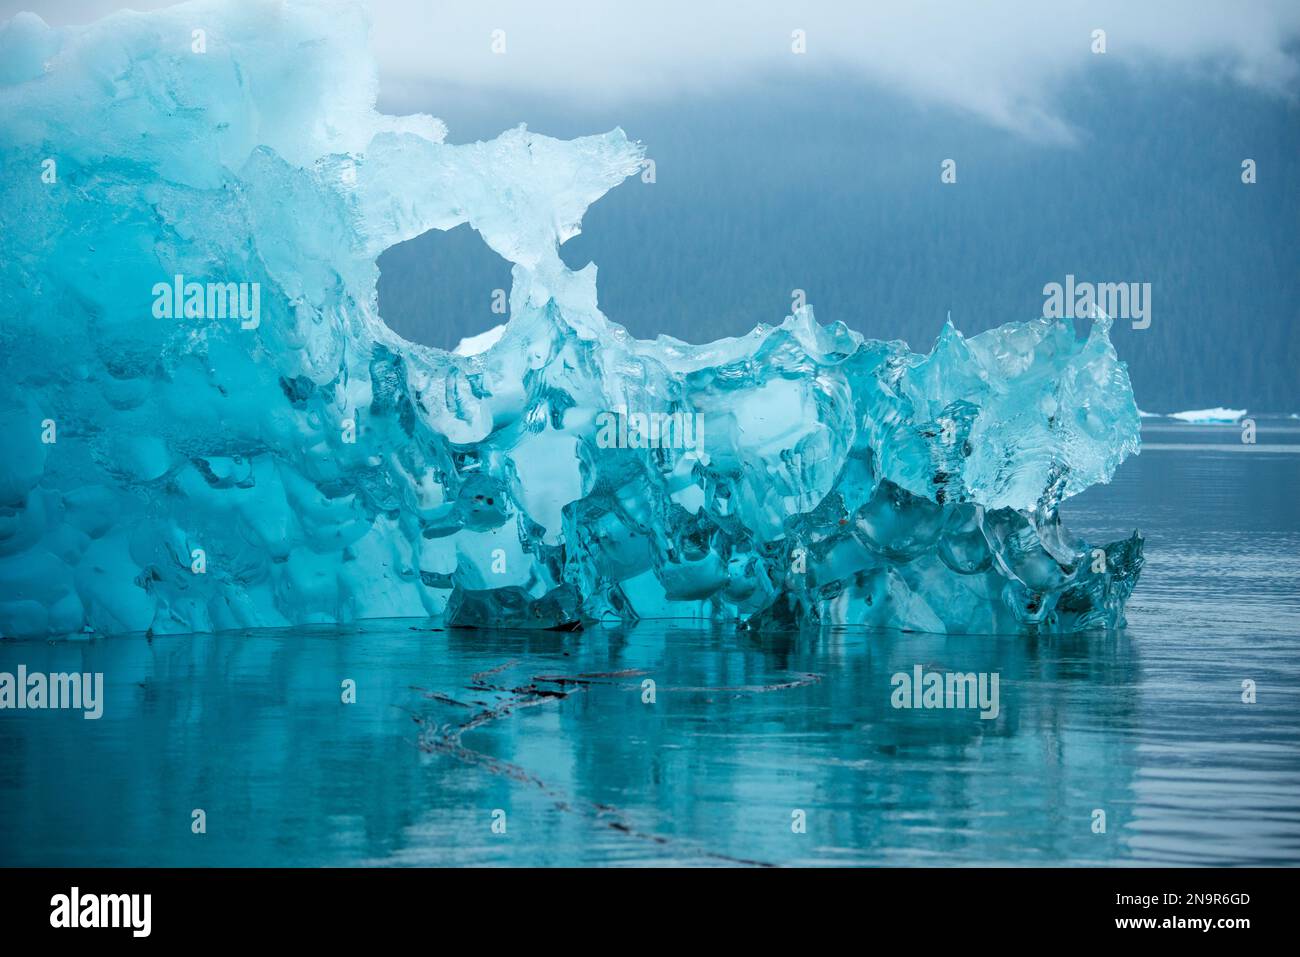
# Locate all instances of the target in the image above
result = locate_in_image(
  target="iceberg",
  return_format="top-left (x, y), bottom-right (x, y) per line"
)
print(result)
top-left (0, 0), bottom-right (1143, 639)
top-left (1169, 408), bottom-right (1247, 424)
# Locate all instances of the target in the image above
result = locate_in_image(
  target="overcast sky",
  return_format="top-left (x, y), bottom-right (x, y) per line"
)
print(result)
top-left (6, 0), bottom-right (1299, 141)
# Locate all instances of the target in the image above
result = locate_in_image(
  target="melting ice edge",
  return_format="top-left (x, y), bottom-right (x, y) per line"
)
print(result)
top-left (0, 0), bottom-right (1143, 639)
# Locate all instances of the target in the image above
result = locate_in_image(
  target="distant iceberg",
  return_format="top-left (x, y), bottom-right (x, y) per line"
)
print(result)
top-left (0, 0), bottom-right (1144, 638)
top-left (1169, 408), bottom-right (1247, 424)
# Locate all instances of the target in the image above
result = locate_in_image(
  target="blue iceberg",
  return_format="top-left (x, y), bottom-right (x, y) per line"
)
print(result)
top-left (0, 0), bottom-right (1142, 639)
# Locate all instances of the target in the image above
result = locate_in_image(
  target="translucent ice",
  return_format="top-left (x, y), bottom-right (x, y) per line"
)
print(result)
top-left (0, 1), bottom-right (1142, 638)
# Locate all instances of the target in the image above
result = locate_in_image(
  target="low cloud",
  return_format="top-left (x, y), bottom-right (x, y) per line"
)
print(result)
top-left (377, 0), bottom-right (1300, 141)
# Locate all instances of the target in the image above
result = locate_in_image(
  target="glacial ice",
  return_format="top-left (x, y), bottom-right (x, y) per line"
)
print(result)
top-left (0, 0), bottom-right (1143, 639)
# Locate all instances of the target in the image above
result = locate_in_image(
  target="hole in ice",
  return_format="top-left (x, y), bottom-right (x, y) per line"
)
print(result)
top-left (376, 222), bottom-right (513, 353)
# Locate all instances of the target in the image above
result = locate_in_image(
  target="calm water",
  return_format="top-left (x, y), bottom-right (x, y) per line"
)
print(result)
top-left (2, 419), bottom-right (1298, 867)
